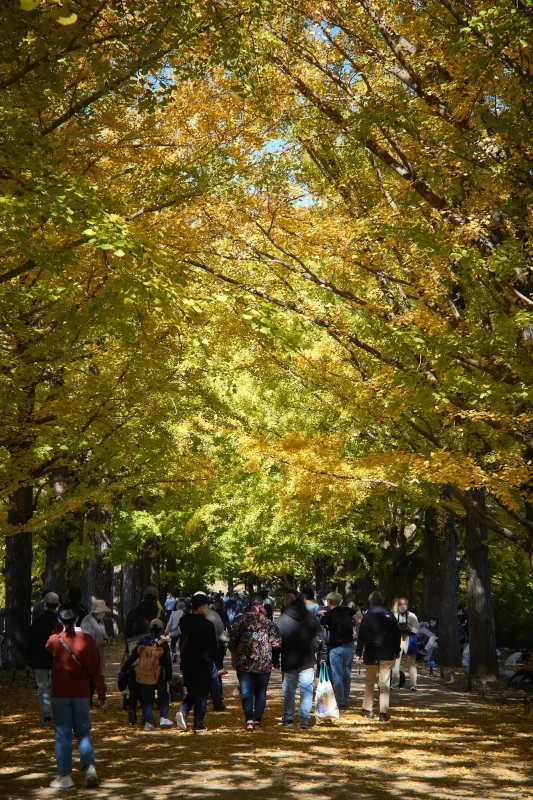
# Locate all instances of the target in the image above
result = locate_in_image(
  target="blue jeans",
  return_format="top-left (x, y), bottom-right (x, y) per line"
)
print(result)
top-left (52, 697), bottom-right (95, 776)
top-left (34, 668), bottom-right (52, 719)
top-left (139, 679), bottom-right (170, 724)
top-left (237, 672), bottom-right (270, 722)
top-left (329, 643), bottom-right (354, 708)
top-left (210, 662), bottom-right (224, 709)
top-left (180, 692), bottom-right (208, 730)
top-left (282, 667), bottom-right (315, 724)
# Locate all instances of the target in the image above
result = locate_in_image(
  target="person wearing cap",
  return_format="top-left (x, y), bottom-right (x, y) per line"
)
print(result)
top-left (176, 593), bottom-right (219, 733)
top-left (32, 586), bottom-right (59, 623)
top-left (122, 618), bottom-right (173, 730)
top-left (81, 600), bottom-right (110, 667)
top-left (26, 591), bottom-right (60, 723)
top-left (124, 586), bottom-right (163, 652)
top-left (320, 592), bottom-right (358, 710)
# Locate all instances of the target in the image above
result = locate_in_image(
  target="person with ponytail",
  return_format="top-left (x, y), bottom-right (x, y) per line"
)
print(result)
top-left (45, 602), bottom-right (107, 789)
top-left (228, 594), bottom-right (281, 732)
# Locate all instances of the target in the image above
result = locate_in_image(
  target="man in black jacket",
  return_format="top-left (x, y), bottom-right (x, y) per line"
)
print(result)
top-left (320, 592), bottom-right (358, 710)
top-left (274, 591), bottom-right (327, 729)
top-left (355, 591), bottom-right (401, 723)
top-left (26, 592), bottom-right (59, 723)
top-left (124, 586), bottom-right (162, 652)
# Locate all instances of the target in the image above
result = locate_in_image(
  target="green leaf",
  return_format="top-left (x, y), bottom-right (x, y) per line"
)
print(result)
top-left (114, 249), bottom-right (125, 257)
top-left (97, 243), bottom-right (114, 250)
top-left (20, 0), bottom-right (41, 10)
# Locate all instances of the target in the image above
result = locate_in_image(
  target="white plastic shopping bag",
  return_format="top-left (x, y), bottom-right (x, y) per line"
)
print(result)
top-left (315, 663), bottom-right (340, 721)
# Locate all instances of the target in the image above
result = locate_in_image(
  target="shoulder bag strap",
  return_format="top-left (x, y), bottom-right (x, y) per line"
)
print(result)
top-left (57, 633), bottom-right (91, 679)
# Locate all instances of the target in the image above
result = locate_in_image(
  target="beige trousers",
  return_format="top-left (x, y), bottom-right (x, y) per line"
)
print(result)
top-left (392, 636), bottom-right (417, 687)
top-left (363, 660), bottom-right (394, 714)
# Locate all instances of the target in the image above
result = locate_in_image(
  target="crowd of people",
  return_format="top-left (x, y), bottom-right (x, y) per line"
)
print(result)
top-left (25, 581), bottom-right (466, 790)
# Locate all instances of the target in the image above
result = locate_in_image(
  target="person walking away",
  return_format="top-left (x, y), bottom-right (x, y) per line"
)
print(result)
top-left (303, 588), bottom-right (319, 615)
top-left (165, 592), bottom-right (176, 613)
top-left (81, 599), bottom-right (110, 705)
top-left (26, 592), bottom-right (60, 724)
top-left (176, 593), bottom-right (219, 733)
top-left (262, 590), bottom-right (274, 621)
top-left (46, 602), bottom-right (107, 789)
top-left (124, 586), bottom-right (162, 653)
top-left (67, 588), bottom-right (88, 625)
top-left (320, 592), bottom-right (357, 710)
top-left (228, 594), bottom-right (281, 732)
top-left (166, 600), bottom-right (185, 663)
top-left (123, 619), bottom-right (173, 730)
top-left (206, 601), bottom-right (227, 711)
top-left (274, 591), bottom-right (327, 729)
top-left (81, 600), bottom-right (110, 668)
top-left (356, 591), bottom-right (401, 723)
top-left (32, 587), bottom-right (57, 623)
top-left (392, 597), bottom-right (419, 690)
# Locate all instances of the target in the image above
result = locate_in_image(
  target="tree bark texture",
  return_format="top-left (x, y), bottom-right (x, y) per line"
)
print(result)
top-left (122, 562), bottom-right (136, 620)
top-left (464, 489), bottom-right (499, 679)
top-left (421, 506), bottom-right (440, 620)
top-left (438, 512), bottom-right (461, 667)
top-left (80, 507), bottom-right (112, 612)
top-left (42, 512), bottom-right (84, 599)
top-left (4, 486), bottom-right (33, 669)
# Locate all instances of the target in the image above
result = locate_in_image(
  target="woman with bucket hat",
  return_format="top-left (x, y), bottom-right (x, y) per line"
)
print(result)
top-left (81, 599), bottom-right (111, 667)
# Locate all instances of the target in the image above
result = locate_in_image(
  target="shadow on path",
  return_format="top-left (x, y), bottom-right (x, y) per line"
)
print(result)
top-left (1, 646), bottom-right (532, 799)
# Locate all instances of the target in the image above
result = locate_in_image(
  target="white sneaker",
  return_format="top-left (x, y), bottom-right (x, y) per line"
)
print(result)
top-left (84, 764), bottom-right (99, 788)
top-left (175, 710), bottom-right (187, 731)
top-left (144, 722), bottom-right (155, 731)
top-left (160, 717), bottom-right (173, 727)
top-left (49, 775), bottom-right (75, 789)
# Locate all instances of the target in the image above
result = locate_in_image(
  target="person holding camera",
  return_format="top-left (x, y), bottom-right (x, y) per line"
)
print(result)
top-left (391, 597), bottom-right (419, 690)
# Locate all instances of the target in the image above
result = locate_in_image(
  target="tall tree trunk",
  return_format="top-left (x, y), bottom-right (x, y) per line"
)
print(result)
top-left (4, 486), bottom-right (33, 669)
top-left (314, 557), bottom-right (327, 601)
top-left (122, 562), bottom-right (136, 619)
top-left (42, 511), bottom-right (84, 600)
top-left (421, 506), bottom-right (440, 620)
top-left (111, 566), bottom-right (126, 635)
top-left (465, 489), bottom-right (499, 679)
top-left (227, 576), bottom-right (234, 595)
top-left (163, 554), bottom-right (177, 596)
top-left (438, 512), bottom-right (461, 667)
top-left (80, 507), bottom-right (112, 612)
top-left (142, 547), bottom-right (158, 588)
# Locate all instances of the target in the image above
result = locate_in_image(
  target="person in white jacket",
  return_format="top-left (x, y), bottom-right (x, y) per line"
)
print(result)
top-left (165, 601), bottom-right (185, 663)
top-left (391, 597), bottom-right (419, 690)
top-left (80, 599), bottom-right (110, 689)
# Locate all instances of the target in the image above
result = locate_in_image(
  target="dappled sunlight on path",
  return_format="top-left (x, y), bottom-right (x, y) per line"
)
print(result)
top-left (1, 645), bottom-right (532, 799)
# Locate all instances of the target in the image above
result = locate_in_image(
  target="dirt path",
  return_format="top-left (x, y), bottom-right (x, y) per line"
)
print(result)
top-left (1, 643), bottom-right (532, 799)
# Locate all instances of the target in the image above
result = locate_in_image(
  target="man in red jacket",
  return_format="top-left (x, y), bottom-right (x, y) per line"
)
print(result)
top-left (46, 603), bottom-right (107, 790)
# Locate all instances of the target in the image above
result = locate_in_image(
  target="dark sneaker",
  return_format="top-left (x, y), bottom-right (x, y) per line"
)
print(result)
top-left (410, 685), bottom-right (418, 691)
top-left (194, 726), bottom-right (208, 734)
top-left (213, 704), bottom-right (227, 712)
top-left (280, 719), bottom-right (294, 727)
top-left (43, 716), bottom-right (52, 725)
top-left (127, 709), bottom-right (137, 725)
top-left (379, 713), bottom-right (390, 723)
top-left (360, 709), bottom-right (375, 719)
